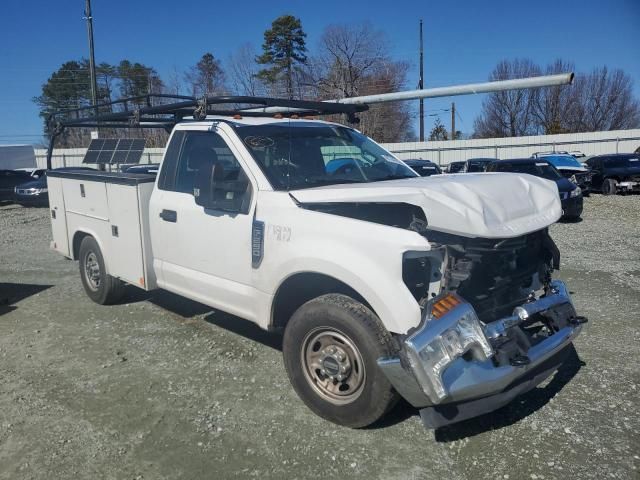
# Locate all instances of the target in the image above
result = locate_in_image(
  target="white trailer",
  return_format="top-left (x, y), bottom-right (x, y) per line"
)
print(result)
top-left (0, 144), bottom-right (36, 170)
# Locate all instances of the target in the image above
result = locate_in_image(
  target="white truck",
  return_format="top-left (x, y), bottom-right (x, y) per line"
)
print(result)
top-left (47, 96), bottom-right (585, 429)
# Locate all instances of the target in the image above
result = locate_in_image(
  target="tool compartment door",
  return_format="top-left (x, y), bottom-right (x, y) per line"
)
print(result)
top-left (105, 182), bottom-right (146, 289)
top-left (47, 176), bottom-right (71, 257)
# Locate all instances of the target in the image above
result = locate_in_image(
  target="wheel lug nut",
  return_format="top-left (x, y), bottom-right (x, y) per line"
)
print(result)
top-left (341, 366), bottom-right (347, 372)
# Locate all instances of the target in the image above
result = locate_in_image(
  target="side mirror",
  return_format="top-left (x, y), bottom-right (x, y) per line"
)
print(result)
top-left (194, 163), bottom-right (250, 214)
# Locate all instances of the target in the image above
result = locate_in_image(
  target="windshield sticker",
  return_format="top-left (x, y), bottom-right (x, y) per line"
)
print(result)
top-left (244, 136), bottom-right (274, 148)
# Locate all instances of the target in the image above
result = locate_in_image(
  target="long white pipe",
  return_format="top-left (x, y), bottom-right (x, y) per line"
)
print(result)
top-left (335, 73), bottom-right (574, 104)
top-left (247, 73), bottom-right (574, 113)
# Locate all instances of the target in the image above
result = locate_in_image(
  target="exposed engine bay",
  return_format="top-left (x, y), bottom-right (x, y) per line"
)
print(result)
top-left (404, 227), bottom-right (580, 370)
top-left (299, 199), bottom-right (574, 368)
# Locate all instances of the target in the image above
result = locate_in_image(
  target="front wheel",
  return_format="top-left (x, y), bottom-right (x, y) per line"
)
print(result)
top-left (282, 294), bottom-right (399, 428)
top-left (78, 236), bottom-right (124, 305)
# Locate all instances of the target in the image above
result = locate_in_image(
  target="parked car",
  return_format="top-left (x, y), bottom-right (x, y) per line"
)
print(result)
top-left (14, 167), bottom-right (96, 207)
top-left (0, 170), bottom-right (32, 201)
top-left (462, 158), bottom-right (495, 173)
top-left (585, 153), bottom-right (640, 195)
top-left (403, 159), bottom-right (442, 176)
top-left (445, 161), bottom-right (465, 173)
top-left (486, 159), bottom-right (583, 220)
top-left (534, 154), bottom-right (592, 196)
top-left (15, 167), bottom-right (46, 178)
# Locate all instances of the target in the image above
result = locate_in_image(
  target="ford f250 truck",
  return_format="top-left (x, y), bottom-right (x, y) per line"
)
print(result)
top-left (46, 96), bottom-right (585, 429)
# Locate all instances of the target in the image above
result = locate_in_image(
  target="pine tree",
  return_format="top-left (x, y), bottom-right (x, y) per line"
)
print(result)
top-left (256, 15), bottom-right (307, 99)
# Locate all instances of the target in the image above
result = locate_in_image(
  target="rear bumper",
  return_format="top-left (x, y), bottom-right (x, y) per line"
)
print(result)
top-left (378, 280), bottom-right (584, 428)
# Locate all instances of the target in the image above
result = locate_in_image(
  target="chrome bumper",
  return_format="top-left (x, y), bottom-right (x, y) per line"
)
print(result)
top-left (378, 280), bottom-right (583, 409)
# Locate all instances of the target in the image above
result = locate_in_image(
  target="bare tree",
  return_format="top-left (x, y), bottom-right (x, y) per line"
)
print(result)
top-left (166, 65), bottom-right (183, 96)
top-left (572, 67), bottom-right (640, 131)
top-left (315, 23), bottom-right (385, 98)
top-left (475, 59), bottom-right (640, 137)
top-left (531, 59), bottom-right (578, 134)
top-left (313, 22), bottom-right (414, 142)
top-left (473, 59), bottom-right (540, 138)
top-left (227, 44), bottom-right (264, 96)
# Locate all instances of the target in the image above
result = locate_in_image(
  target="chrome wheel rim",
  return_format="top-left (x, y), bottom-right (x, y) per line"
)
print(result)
top-left (301, 327), bottom-right (366, 405)
top-left (84, 252), bottom-right (101, 291)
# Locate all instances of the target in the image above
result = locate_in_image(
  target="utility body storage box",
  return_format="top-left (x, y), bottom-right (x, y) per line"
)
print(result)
top-left (47, 170), bottom-right (157, 291)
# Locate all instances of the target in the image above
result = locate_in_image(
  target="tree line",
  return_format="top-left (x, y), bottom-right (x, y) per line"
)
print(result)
top-left (473, 59), bottom-right (640, 138)
top-left (34, 15), bottom-right (414, 147)
top-left (34, 15), bottom-right (640, 147)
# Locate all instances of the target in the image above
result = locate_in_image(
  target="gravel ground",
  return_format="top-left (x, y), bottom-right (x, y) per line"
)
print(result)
top-left (0, 195), bottom-right (639, 480)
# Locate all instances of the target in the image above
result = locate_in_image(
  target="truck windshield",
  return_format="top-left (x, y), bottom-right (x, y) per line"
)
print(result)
top-left (236, 122), bottom-right (417, 190)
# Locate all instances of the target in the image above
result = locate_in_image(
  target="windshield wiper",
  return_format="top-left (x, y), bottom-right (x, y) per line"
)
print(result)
top-left (290, 178), bottom-right (365, 189)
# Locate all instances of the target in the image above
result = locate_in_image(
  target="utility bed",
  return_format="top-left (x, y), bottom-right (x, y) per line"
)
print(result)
top-left (47, 170), bottom-right (157, 291)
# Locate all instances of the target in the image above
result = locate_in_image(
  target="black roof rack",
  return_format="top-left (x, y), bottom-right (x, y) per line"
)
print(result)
top-left (45, 94), bottom-right (368, 169)
top-left (48, 94), bottom-right (367, 129)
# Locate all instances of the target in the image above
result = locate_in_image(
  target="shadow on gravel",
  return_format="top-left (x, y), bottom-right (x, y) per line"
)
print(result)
top-left (204, 311), bottom-right (283, 351)
top-left (121, 287), bottom-right (283, 351)
top-left (559, 216), bottom-right (583, 224)
top-left (0, 282), bottom-right (52, 316)
top-left (433, 345), bottom-right (585, 442)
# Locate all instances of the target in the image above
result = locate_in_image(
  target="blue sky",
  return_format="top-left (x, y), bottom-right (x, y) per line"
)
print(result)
top-left (0, 0), bottom-right (638, 145)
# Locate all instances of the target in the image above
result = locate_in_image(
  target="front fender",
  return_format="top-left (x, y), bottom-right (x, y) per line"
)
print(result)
top-left (255, 194), bottom-right (431, 334)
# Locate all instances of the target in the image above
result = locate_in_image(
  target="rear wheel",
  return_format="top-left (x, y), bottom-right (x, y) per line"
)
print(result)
top-left (602, 178), bottom-right (618, 195)
top-left (282, 294), bottom-right (399, 428)
top-left (78, 236), bottom-right (124, 305)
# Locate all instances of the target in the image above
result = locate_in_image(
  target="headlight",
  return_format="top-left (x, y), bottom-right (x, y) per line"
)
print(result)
top-left (36, 188), bottom-right (48, 193)
top-left (570, 186), bottom-right (581, 197)
top-left (404, 294), bottom-right (493, 403)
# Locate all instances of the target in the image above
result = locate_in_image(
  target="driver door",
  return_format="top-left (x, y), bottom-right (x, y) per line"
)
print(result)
top-left (149, 126), bottom-right (258, 322)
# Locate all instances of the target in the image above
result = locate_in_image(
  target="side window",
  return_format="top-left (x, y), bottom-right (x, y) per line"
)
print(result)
top-left (170, 131), bottom-right (252, 212)
top-left (158, 130), bottom-right (185, 191)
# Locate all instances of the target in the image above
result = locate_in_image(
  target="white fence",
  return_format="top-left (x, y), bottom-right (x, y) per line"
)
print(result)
top-left (384, 129), bottom-right (640, 165)
top-left (35, 129), bottom-right (640, 169)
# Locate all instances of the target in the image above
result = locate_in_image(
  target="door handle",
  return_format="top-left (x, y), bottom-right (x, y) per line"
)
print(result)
top-left (159, 209), bottom-right (177, 222)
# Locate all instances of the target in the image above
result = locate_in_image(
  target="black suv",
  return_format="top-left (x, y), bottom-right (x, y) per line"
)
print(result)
top-left (463, 158), bottom-right (496, 172)
top-left (486, 159), bottom-right (583, 220)
top-left (403, 159), bottom-right (442, 176)
top-left (585, 154), bottom-right (640, 195)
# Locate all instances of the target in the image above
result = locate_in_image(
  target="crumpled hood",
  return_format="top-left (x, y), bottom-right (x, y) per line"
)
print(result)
top-left (290, 173), bottom-right (561, 238)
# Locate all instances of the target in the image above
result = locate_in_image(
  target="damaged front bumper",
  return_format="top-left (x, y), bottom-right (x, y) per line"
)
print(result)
top-left (378, 280), bottom-right (585, 428)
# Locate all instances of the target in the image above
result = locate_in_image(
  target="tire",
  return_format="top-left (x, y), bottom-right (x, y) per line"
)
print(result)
top-left (602, 178), bottom-right (618, 195)
top-left (282, 294), bottom-right (399, 428)
top-left (78, 236), bottom-right (124, 305)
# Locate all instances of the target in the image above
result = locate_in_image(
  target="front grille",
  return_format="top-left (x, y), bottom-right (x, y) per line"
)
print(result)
top-left (445, 231), bottom-right (553, 322)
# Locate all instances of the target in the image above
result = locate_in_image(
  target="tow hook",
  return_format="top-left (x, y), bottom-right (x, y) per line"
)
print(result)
top-left (569, 316), bottom-right (588, 325)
